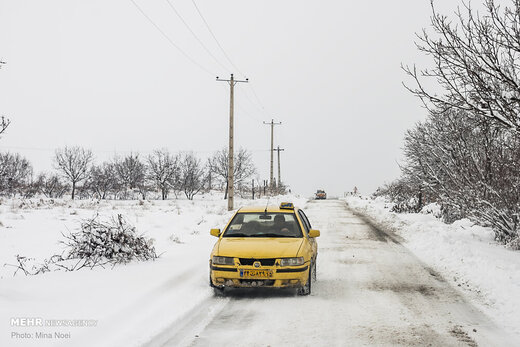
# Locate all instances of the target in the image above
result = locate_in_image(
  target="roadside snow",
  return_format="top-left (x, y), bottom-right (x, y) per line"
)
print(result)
top-left (0, 193), bottom-right (307, 346)
top-left (344, 195), bottom-right (520, 339)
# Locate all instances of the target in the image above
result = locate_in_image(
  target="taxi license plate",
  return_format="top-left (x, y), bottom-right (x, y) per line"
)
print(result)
top-left (240, 269), bottom-right (273, 278)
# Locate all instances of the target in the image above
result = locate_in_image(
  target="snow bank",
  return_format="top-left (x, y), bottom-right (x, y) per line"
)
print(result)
top-left (345, 195), bottom-right (520, 339)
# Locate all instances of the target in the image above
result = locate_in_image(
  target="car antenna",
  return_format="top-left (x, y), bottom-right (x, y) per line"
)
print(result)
top-left (264, 197), bottom-right (270, 214)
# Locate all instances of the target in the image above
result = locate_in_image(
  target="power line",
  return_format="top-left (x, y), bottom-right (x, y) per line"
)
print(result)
top-left (129, 0), bottom-right (216, 76)
top-left (248, 83), bottom-right (269, 113)
top-left (165, 0), bottom-right (232, 74)
top-left (218, 82), bottom-right (264, 125)
top-left (189, 0), bottom-right (270, 115)
top-left (237, 88), bottom-right (265, 119)
top-left (191, 0), bottom-right (244, 77)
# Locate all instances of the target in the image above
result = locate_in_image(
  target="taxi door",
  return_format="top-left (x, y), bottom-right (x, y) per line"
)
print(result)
top-left (297, 209), bottom-right (318, 260)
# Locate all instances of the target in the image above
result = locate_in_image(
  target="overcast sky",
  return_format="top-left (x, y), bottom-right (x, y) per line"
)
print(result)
top-left (0, 0), bottom-right (458, 197)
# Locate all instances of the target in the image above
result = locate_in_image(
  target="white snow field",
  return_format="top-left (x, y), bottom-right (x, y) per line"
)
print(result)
top-left (0, 195), bottom-right (518, 346)
top-left (0, 193), bottom-right (306, 347)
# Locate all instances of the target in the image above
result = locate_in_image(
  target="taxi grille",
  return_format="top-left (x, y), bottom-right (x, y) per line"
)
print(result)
top-left (239, 258), bottom-right (276, 266)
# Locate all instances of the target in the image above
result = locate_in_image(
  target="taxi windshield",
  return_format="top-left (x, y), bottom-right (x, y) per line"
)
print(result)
top-left (223, 212), bottom-right (302, 238)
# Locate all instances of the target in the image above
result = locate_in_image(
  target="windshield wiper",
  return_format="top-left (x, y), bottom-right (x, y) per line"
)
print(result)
top-left (224, 233), bottom-right (249, 237)
top-left (250, 233), bottom-right (286, 237)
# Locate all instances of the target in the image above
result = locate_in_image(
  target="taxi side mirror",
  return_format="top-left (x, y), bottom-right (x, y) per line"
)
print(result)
top-left (308, 229), bottom-right (320, 238)
top-left (210, 228), bottom-right (221, 237)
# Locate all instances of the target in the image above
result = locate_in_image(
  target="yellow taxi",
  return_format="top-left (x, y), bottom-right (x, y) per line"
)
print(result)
top-left (209, 202), bottom-right (319, 295)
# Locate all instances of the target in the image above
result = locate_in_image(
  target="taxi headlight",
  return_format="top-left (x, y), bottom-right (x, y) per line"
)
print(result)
top-left (212, 256), bottom-right (235, 265)
top-left (280, 257), bottom-right (304, 267)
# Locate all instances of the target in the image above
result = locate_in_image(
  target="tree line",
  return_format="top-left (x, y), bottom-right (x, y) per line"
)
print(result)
top-left (0, 146), bottom-right (257, 201)
top-left (376, 0), bottom-right (520, 248)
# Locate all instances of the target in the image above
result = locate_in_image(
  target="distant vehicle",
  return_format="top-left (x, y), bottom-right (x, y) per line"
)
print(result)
top-left (315, 190), bottom-right (327, 200)
top-left (209, 202), bottom-right (320, 295)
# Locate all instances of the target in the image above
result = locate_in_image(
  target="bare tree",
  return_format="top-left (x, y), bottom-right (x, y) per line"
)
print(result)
top-left (147, 149), bottom-right (180, 200)
top-left (86, 162), bottom-right (120, 199)
top-left (0, 116), bottom-right (10, 136)
top-left (36, 173), bottom-right (70, 198)
top-left (114, 153), bottom-right (148, 199)
top-left (404, 0), bottom-right (520, 132)
top-left (208, 147), bottom-right (257, 199)
top-left (0, 152), bottom-right (33, 196)
top-left (54, 146), bottom-right (93, 200)
top-left (179, 152), bottom-right (206, 200)
top-left (384, 107), bottom-right (520, 246)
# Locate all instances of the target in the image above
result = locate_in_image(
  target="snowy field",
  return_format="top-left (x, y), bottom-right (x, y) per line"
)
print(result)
top-left (345, 195), bottom-right (520, 340)
top-left (0, 193), bottom-right (307, 346)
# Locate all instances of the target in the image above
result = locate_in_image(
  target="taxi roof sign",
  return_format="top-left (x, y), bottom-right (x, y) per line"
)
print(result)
top-left (280, 202), bottom-right (294, 210)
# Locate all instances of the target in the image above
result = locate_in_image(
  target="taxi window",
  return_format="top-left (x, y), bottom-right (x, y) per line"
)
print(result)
top-left (224, 213), bottom-right (303, 238)
top-left (298, 210), bottom-right (312, 231)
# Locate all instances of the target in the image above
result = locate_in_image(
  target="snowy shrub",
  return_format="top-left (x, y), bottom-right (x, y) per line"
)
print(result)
top-left (63, 214), bottom-right (158, 265)
top-left (6, 214), bottom-right (158, 276)
top-left (420, 203), bottom-right (442, 218)
top-left (373, 178), bottom-right (428, 213)
top-left (380, 108), bottom-right (520, 246)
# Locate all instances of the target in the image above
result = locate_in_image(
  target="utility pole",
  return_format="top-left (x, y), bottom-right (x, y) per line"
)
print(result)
top-left (263, 119), bottom-right (282, 190)
top-left (274, 146), bottom-right (284, 189)
top-left (217, 73), bottom-right (248, 211)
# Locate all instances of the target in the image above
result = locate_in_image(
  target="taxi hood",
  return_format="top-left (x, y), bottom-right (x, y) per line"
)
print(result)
top-left (217, 237), bottom-right (303, 258)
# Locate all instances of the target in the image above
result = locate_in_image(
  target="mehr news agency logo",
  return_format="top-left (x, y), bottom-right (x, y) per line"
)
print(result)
top-left (11, 317), bottom-right (97, 327)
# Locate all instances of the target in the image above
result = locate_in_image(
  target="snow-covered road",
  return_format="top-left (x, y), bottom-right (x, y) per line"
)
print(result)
top-left (145, 200), bottom-right (514, 347)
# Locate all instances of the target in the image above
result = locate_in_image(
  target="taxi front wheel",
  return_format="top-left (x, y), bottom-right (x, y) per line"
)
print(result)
top-left (213, 287), bottom-right (225, 296)
top-left (210, 274), bottom-right (225, 296)
top-left (297, 262), bottom-right (312, 296)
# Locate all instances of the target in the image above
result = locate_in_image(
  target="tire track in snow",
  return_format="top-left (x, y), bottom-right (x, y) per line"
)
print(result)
top-left (143, 296), bottom-right (230, 347)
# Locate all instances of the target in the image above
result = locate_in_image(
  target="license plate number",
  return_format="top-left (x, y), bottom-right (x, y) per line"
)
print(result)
top-left (240, 269), bottom-right (273, 278)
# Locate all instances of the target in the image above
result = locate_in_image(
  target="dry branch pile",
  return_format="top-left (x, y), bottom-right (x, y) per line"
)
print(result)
top-left (64, 214), bottom-right (157, 265)
top-left (5, 214), bottom-right (158, 276)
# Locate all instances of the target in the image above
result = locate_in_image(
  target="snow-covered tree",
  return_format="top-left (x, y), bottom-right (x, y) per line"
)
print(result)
top-left (404, 0), bottom-right (520, 132)
top-left (0, 152), bottom-right (33, 196)
top-left (54, 146), bottom-right (93, 200)
top-left (179, 152), bottom-right (206, 200)
top-left (384, 108), bottom-right (520, 246)
top-left (208, 147), bottom-right (256, 199)
top-left (86, 162), bottom-right (120, 200)
top-left (147, 149), bottom-right (180, 200)
top-left (114, 153), bottom-right (148, 199)
top-left (35, 173), bottom-right (69, 198)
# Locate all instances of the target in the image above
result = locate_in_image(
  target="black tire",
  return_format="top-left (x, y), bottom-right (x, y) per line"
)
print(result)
top-left (297, 262), bottom-right (312, 296)
top-left (210, 272), bottom-right (226, 296)
top-left (209, 272), bottom-right (215, 288)
top-left (213, 286), bottom-right (225, 296)
top-left (312, 258), bottom-right (317, 282)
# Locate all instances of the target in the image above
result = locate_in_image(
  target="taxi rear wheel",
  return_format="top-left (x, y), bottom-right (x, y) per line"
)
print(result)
top-left (297, 262), bottom-right (312, 296)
